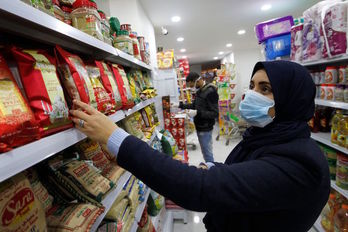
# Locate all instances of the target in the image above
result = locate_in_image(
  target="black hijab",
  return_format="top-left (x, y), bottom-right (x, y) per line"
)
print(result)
top-left (239, 60), bottom-right (316, 150)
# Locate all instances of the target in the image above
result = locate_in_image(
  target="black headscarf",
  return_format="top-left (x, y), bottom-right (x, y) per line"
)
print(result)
top-left (239, 60), bottom-right (315, 150)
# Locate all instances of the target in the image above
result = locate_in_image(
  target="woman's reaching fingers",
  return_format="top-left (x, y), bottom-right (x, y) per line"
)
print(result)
top-left (73, 100), bottom-right (98, 115)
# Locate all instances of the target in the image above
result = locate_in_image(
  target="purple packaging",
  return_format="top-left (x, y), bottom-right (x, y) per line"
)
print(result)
top-left (255, 15), bottom-right (294, 43)
top-left (302, 20), bottom-right (321, 62)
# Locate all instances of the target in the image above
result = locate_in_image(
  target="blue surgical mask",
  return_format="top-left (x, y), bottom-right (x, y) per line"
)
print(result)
top-left (239, 90), bottom-right (275, 128)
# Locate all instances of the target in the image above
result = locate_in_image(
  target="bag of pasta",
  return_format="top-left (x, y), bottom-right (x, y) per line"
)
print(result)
top-left (110, 64), bottom-right (134, 109)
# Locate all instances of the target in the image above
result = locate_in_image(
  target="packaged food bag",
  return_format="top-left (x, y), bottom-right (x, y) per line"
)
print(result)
top-left (98, 222), bottom-right (123, 232)
top-left (95, 61), bottom-right (122, 110)
top-left (55, 45), bottom-right (97, 109)
top-left (0, 53), bottom-right (40, 152)
top-left (147, 190), bottom-right (164, 217)
top-left (86, 64), bottom-right (114, 114)
top-left (0, 173), bottom-right (47, 231)
top-left (12, 48), bottom-right (72, 136)
top-left (110, 64), bottom-right (134, 109)
top-left (160, 129), bottom-right (178, 156)
top-left (24, 168), bottom-right (54, 214)
top-left (127, 72), bottom-right (141, 104)
top-left (123, 115), bottom-right (145, 139)
top-left (106, 197), bottom-right (129, 221)
top-left (47, 203), bottom-right (104, 232)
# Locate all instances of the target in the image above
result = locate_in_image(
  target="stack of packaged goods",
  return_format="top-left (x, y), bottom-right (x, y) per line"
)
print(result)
top-left (21, 0), bottom-right (152, 64)
top-left (178, 58), bottom-right (189, 77)
top-left (320, 190), bottom-right (348, 231)
top-left (157, 49), bottom-right (174, 70)
top-left (137, 205), bottom-right (156, 232)
top-left (255, 15), bottom-right (294, 61)
top-left (290, 1), bottom-right (348, 63)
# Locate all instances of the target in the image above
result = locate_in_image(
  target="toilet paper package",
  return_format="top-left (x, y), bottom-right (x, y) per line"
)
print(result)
top-left (302, 20), bottom-right (322, 62)
top-left (290, 24), bottom-right (304, 62)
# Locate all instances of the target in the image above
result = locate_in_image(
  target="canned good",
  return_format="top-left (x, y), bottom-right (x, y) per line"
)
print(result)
top-left (339, 65), bottom-right (347, 84)
top-left (335, 85), bottom-right (345, 102)
top-left (326, 84), bottom-right (336, 101)
top-left (320, 84), bottom-right (327, 100)
top-left (325, 66), bottom-right (338, 84)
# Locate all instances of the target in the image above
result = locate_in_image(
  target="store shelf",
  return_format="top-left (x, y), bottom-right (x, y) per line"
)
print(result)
top-left (151, 207), bottom-right (166, 232)
top-left (313, 215), bottom-right (325, 232)
top-left (311, 132), bottom-right (348, 154)
top-left (331, 180), bottom-right (348, 199)
top-left (0, 0), bottom-right (151, 71)
top-left (302, 55), bottom-right (348, 67)
top-left (124, 98), bottom-right (156, 116)
top-left (315, 99), bottom-right (348, 110)
top-left (0, 111), bottom-right (125, 182)
top-left (91, 171), bottom-right (132, 232)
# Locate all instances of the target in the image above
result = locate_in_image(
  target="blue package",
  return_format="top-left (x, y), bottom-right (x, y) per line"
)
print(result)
top-left (262, 33), bottom-right (291, 60)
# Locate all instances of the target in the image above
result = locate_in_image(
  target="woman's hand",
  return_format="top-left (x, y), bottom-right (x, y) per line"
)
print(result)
top-left (70, 100), bottom-right (118, 146)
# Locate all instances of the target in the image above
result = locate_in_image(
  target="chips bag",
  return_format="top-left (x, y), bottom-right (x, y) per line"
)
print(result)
top-left (86, 64), bottom-right (114, 114)
top-left (95, 61), bottom-right (123, 110)
top-left (110, 64), bottom-right (134, 109)
top-left (12, 48), bottom-right (72, 136)
top-left (0, 53), bottom-right (40, 152)
top-left (55, 45), bottom-right (97, 109)
top-left (0, 173), bottom-right (47, 231)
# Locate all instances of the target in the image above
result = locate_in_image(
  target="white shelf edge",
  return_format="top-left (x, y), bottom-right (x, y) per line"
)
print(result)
top-left (0, 111), bottom-right (125, 182)
top-left (91, 171), bottom-right (132, 232)
top-left (311, 132), bottom-right (348, 154)
top-left (331, 180), bottom-right (348, 199)
top-left (129, 188), bottom-right (151, 232)
top-left (302, 55), bottom-right (348, 67)
top-left (117, 49), bottom-right (152, 71)
top-left (315, 99), bottom-right (348, 110)
top-left (313, 215), bottom-right (325, 232)
top-left (124, 98), bottom-right (156, 117)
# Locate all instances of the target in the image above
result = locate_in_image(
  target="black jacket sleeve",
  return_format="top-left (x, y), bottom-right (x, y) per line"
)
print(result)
top-left (197, 90), bottom-right (219, 119)
top-left (179, 101), bottom-right (195, 110)
top-left (117, 136), bottom-right (319, 213)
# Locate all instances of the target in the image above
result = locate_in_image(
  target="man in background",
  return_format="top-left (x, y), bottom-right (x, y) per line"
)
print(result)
top-left (179, 72), bottom-right (219, 163)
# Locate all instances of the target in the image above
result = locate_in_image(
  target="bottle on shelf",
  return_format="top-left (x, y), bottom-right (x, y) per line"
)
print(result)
top-left (321, 193), bottom-right (336, 232)
top-left (334, 204), bottom-right (348, 231)
top-left (337, 113), bottom-right (348, 148)
top-left (332, 110), bottom-right (343, 144)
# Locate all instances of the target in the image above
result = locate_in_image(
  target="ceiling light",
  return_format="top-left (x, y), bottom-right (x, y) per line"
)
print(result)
top-left (181, 56), bottom-right (187, 59)
top-left (177, 37), bottom-right (184, 42)
top-left (180, 48), bottom-right (186, 53)
top-left (261, 4), bottom-right (272, 11)
top-left (218, 51), bottom-right (224, 55)
top-left (237, 29), bottom-right (246, 35)
top-left (194, 216), bottom-right (200, 224)
top-left (226, 43), bottom-right (232, 48)
top-left (213, 57), bottom-right (218, 60)
top-left (171, 16), bottom-right (181, 22)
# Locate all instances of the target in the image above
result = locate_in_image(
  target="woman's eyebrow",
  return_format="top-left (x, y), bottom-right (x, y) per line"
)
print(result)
top-left (259, 81), bottom-right (271, 85)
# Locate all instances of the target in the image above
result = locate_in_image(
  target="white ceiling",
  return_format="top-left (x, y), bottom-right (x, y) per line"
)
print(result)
top-left (140, 0), bottom-right (319, 65)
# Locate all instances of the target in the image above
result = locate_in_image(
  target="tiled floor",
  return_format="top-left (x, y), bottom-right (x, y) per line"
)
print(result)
top-left (172, 126), bottom-right (317, 232)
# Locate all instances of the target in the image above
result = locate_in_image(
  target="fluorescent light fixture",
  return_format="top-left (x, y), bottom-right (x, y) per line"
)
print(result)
top-left (213, 57), bottom-right (218, 60)
top-left (171, 16), bottom-right (181, 22)
top-left (218, 51), bottom-right (224, 55)
top-left (180, 48), bottom-right (186, 53)
top-left (237, 29), bottom-right (246, 35)
top-left (182, 56), bottom-right (187, 59)
top-left (226, 43), bottom-right (232, 48)
top-left (194, 216), bottom-right (200, 224)
top-left (177, 37), bottom-right (184, 42)
top-left (261, 4), bottom-right (272, 11)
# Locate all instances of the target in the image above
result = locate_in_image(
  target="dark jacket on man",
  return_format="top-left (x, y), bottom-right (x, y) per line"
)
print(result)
top-left (179, 83), bottom-right (219, 131)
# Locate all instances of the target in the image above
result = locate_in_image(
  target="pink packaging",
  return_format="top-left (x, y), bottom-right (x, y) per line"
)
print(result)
top-left (302, 20), bottom-right (322, 62)
top-left (322, 2), bottom-right (348, 57)
top-left (290, 24), bottom-right (304, 62)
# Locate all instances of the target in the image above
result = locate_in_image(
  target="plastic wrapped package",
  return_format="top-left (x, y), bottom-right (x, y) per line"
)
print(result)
top-left (262, 33), bottom-right (291, 60)
top-left (160, 129), bottom-right (178, 157)
top-left (47, 203), bottom-right (104, 231)
top-left (290, 24), bottom-right (304, 62)
top-left (86, 64), bottom-right (114, 114)
top-left (127, 72), bottom-right (141, 104)
top-left (255, 15), bottom-right (294, 43)
top-left (123, 115), bottom-right (145, 139)
top-left (0, 173), bottom-right (47, 231)
top-left (55, 45), bottom-right (97, 109)
top-left (95, 61), bottom-right (123, 110)
top-left (12, 48), bottom-right (73, 136)
top-left (302, 19), bottom-right (322, 62)
top-left (0, 53), bottom-right (40, 152)
top-left (98, 222), bottom-right (123, 232)
top-left (105, 195), bottom-right (129, 221)
top-left (147, 190), bottom-right (164, 217)
top-left (110, 64), bottom-right (134, 109)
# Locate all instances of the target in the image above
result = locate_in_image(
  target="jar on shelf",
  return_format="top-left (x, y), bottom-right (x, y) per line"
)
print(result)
top-left (52, 0), bottom-right (65, 22)
top-left (320, 84), bottom-right (327, 100)
top-left (98, 10), bottom-right (112, 45)
top-left (71, 0), bottom-right (103, 41)
top-left (326, 84), bottom-right (336, 101)
top-left (114, 30), bottom-right (134, 55)
top-left (130, 32), bottom-right (141, 60)
top-left (339, 65), bottom-right (347, 84)
top-left (325, 66), bottom-right (338, 84)
top-left (61, 5), bottom-right (72, 25)
top-left (335, 85), bottom-right (345, 102)
top-left (336, 153), bottom-right (348, 190)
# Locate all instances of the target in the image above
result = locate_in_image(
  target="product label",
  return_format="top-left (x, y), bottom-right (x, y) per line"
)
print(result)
top-left (105, 69), bottom-right (121, 103)
top-left (0, 80), bottom-right (29, 117)
top-left (117, 67), bottom-right (133, 100)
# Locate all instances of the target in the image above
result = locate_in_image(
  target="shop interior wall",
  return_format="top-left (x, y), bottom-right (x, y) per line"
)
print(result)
top-left (189, 64), bottom-right (202, 75)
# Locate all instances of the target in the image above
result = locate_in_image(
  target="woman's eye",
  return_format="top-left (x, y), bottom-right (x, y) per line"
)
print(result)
top-left (249, 84), bottom-right (254, 89)
top-left (262, 86), bottom-right (272, 93)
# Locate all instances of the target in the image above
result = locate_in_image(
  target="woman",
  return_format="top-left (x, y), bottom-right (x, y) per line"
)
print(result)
top-left (70, 61), bottom-right (330, 232)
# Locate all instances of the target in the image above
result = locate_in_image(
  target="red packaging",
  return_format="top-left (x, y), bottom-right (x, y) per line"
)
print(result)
top-left (178, 127), bottom-right (185, 138)
top-left (171, 128), bottom-right (178, 138)
top-left (11, 48), bottom-right (72, 136)
top-left (0, 53), bottom-right (40, 152)
top-left (177, 118), bottom-right (185, 127)
top-left (85, 64), bottom-right (114, 114)
top-left (55, 45), bottom-right (97, 109)
top-left (164, 118), bottom-right (171, 130)
top-left (109, 64), bottom-right (134, 109)
top-left (170, 118), bottom-right (177, 128)
top-left (178, 138), bottom-right (186, 150)
top-left (95, 61), bottom-right (122, 110)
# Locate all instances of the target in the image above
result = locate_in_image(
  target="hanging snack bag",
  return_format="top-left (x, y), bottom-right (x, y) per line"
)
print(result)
top-left (55, 45), bottom-right (97, 109)
top-left (127, 72), bottom-right (141, 104)
top-left (86, 64), bottom-right (114, 114)
top-left (47, 203), bottom-right (104, 232)
top-left (95, 61), bottom-right (123, 110)
top-left (0, 53), bottom-right (40, 152)
top-left (12, 48), bottom-right (72, 136)
top-left (110, 64), bottom-right (134, 109)
top-left (0, 173), bottom-right (47, 231)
